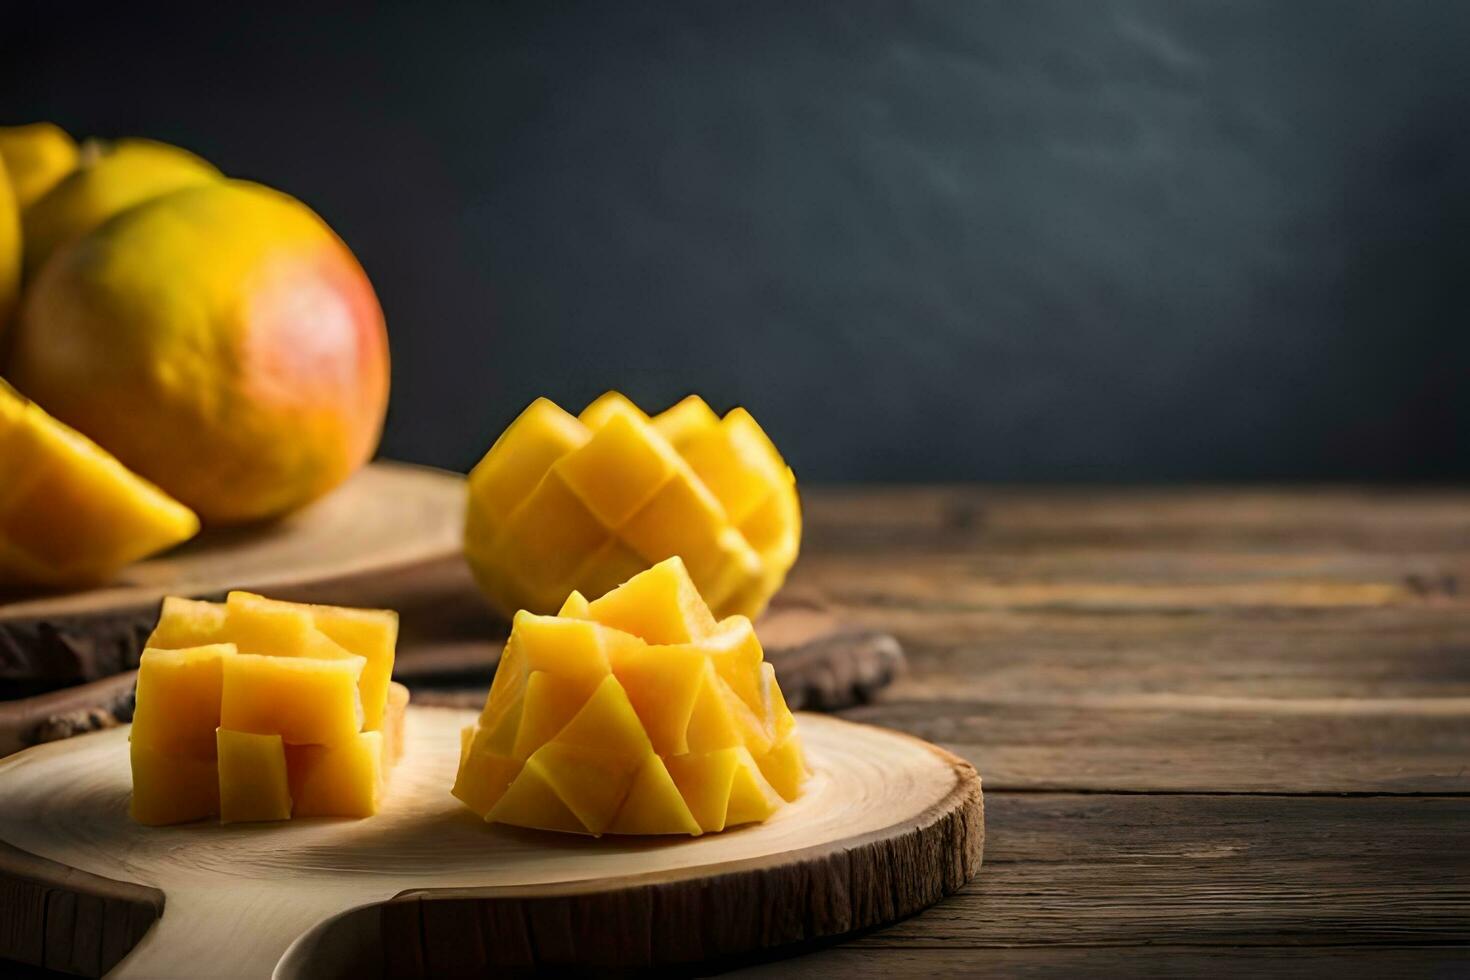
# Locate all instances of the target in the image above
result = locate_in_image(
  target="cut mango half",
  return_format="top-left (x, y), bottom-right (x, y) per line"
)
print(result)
top-left (0, 379), bottom-right (198, 586)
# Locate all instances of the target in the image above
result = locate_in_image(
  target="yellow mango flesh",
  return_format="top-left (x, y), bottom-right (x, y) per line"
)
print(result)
top-left (0, 379), bottom-right (199, 586)
top-left (287, 731), bottom-right (382, 818)
top-left (464, 392), bottom-right (800, 621)
top-left (217, 729), bottom-right (292, 823)
top-left (453, 557), bottom-right (805, 836)
top-left (131, 644), bottom-right (235, 755)
top-left (221, 653), bottom-right (364, 745)
top-left (131, 595), bottom-right (406, 825)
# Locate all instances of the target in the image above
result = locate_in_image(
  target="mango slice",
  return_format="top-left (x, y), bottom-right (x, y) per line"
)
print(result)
top-left (464, 393), bottom-right (800, 620)
top-left (130, 594), bottom-right (407, 825)
top-left (0, 379), bottom-right (199, 587)
top-left (453, 557), bottom-right (806, 836)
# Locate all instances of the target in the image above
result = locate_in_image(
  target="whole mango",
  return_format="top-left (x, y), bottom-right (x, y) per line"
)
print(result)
top-left (8, 180), bottom-right (390, 524)
top-left (0, 123), bottom-right (79, 211)
top-left (21, 137), bottom-right (219, 279)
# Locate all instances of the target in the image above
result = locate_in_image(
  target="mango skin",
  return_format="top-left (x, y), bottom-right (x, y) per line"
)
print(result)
top-left (0, 157), bottom-right (17, 345)
top-left (20, 138), bottom-right (219, 281)
top-left (9, 180), bottom-right (390, 524)
top-left (0, 123), bottom-right (79, 210)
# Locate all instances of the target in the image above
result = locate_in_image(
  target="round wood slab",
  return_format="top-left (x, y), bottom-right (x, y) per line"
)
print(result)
top-left (0, 708), bottom-right (982, 977)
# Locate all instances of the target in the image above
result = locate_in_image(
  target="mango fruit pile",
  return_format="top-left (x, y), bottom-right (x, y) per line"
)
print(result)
top-left (0, 122), bottom-right (389, 586)
top-left (465, 392), bottom-right (800, 622)
top-left (453, 557), bottom-right (807, 836)
top-left (130, 592), bottom-right (406, 825)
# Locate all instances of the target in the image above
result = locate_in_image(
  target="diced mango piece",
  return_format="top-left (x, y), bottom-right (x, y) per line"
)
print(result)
top-left (217, 729), bottom-right (292, 823)
top-left (665, 747), bottom-right (781, 833)
top-left (220, 653), bottom-right (364, 745)
top-left (227, 592), bottom-right (397, 731)
top-left (132, 592), bottom-right (406, 827)
top-left (578, 390), bottom-right (648, 429)
top-left (587, 557), bottom-right (718, 645)
top-left (454, 558), bottom-right (805, 836)
top-left (129, 741), bottom-right (217, 826)
top-left (463, 392), bottom-right (799, 620)
top-left (147, 596), bottom-right (229, 649)
top-left (757, 731), bottom-right (809, 803)
top-left (486, 760), bottom-right (589, 835)
top-left (557, 590), bottom-right (591, 619)
top-left (287, 731), bottom-right (383, 818)
top-left (452, 724), bottom-right (523, 818)
top-left (468, 397), bottom-right (589, 525)
top-left (606, 754), bottom-right (703, 836)
top-left (555, 411), bottom-right (677, 526)
top-left (131, 644), bottom-right (235, 755)
top-left (652, 394), bottom-right (720, 449)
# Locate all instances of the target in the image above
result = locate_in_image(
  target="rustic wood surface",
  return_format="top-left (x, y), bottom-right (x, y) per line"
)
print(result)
top-left (0, 709), bottom-right (980, 978)
top-left (4, 484), bottom-right (1469, 976)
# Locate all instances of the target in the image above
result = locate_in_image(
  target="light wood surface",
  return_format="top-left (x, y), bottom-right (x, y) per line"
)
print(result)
top-left (0, 707), bottom-right (983, 977)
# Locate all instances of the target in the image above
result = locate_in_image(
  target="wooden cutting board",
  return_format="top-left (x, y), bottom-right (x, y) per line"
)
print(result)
top-left (0, 707), bottom-right (983, 977)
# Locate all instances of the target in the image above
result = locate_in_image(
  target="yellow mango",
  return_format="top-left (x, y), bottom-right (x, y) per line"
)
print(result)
top-left (467, 397), bottom-right (588, 525)
top-left (587, 556), bottom-right (718, 645)
top-left (756, 732), bottom-right (809, 803)
top-left (0, 380), bottom-right (198, 586)
top-left (606, 754), bottom-right (702, 836)
top-left (147, 597), bottom-right (229, 649)
top-left (21, 137), bottom-right (219, 279)
top-left (651, 394), bottom-right (720, 449)
top-left (226, 592), bottom-right (397, 730)
top-left (287, 731), bottom-right (383, 818)
top-left (131, 644), bottom-right (236, 755)
top-left (217, 729), bottom-right (292, 823)
top-left (665, 747), bottom-right (782, 833)
top-left (464, 393), bottom-right (800, 620)
top-left (381, 681), bottom-right (410, 770)
top-left (454, 557), bottom-right (804, 836)
top-left (129, 740), bottom-right (218, 826)
top-left (452, 724), bottom-right (523, 818)
top-left (578, 390), bottom-right (647, 429)
top-left (0, 123), bottom-right (79, 210)
top-left (220, 653), bottom-right (364, 745)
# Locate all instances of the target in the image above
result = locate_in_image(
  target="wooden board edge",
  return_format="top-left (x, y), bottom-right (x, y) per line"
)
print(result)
top-left (375, 737), bottom-right (983, 974)
top-left (0, 838), bottom-right (165, 978)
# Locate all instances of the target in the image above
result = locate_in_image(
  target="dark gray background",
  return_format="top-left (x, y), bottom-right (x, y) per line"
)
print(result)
top-left (3, 1), bottom-right (1467, 481)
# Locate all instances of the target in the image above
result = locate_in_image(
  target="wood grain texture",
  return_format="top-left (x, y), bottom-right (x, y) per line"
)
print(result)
top-left (0, 708), bottom-right (981, 978)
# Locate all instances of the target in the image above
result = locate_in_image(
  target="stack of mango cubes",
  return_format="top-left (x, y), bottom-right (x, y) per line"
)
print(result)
top-left (464, 392), bottom-right (800, 622)
top-left (453, 557), bottom-right (807, 836)
top-left (129, 592), bottom-right (408, 825)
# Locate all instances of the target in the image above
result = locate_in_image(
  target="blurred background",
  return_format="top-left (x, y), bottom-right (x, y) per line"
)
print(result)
top-left (3, 0), bottom-right (1467, 482)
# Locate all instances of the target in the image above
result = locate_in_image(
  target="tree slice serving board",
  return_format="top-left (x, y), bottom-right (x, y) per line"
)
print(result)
top-left (0, 707), bottom-right (983, 977)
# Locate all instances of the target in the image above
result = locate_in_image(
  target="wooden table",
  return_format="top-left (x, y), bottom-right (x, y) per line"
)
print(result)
top-left (712, 486), bottom-right (1468, 976)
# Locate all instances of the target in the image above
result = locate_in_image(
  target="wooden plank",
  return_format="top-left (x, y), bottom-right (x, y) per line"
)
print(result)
top-left (727, 946), bottom-right (1470, 978)
top-left (801, 486), bottom-right (1470, 554)
top-left (838, 605), bottom-right (1470, 701)
top-left (849, 793), bottom-right (1470, 949)
top-left (845, 697), bottom-right (1470, 794)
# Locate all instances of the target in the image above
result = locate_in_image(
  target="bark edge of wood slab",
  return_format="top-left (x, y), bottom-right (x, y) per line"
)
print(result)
top-left (0, 708), bottom-right (982, 978)
top-left (0, 462), bottom-right (465, 694)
